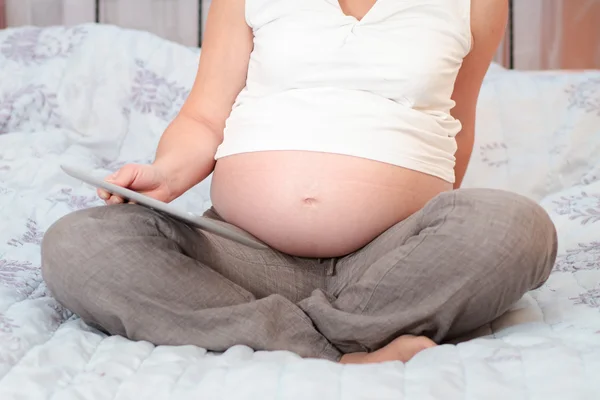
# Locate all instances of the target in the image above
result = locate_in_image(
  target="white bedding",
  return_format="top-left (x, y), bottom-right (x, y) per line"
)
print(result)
top-left (1, 24), bottom-right (600, 399)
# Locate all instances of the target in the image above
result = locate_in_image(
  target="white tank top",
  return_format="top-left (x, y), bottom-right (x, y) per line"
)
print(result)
top-left (215, 0), bottom-right (473, 183)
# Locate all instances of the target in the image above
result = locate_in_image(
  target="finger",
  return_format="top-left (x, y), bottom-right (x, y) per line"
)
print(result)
top-left (107, 195), bottom-right (124, 205)
top-left (97, 188), bottom-right (110, 200)
top-left (106, 164), bottom-right (138, 188)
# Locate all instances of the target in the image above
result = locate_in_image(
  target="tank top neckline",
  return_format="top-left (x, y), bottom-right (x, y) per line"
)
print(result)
top-left (329, 0), bottom-right (383, 23)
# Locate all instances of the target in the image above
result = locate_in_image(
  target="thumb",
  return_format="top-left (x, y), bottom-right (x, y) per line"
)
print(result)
top-left (106, 164), bottom-right (138, 188)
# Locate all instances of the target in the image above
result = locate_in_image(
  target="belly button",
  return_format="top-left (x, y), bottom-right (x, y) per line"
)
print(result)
top-left (302, 197), bottom-right (318, 206)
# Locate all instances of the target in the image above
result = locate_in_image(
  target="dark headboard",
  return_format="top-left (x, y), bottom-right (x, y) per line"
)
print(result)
top-left (198, 0), bottom-right (204, 45)
top-left (95, 0), bottom-right (100, 25)
top-left (92, 0), bottom-right (514, 67)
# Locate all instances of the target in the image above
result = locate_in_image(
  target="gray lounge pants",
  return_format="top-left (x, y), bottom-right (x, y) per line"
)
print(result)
top-left (41, 188), bottom-right (557, 361)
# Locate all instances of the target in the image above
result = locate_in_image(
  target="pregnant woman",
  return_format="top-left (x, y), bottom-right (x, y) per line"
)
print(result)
top-left (41, 0), bottom-right (557, 364)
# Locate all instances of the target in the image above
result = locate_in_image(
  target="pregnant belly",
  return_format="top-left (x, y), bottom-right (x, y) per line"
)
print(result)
top-left (210, 151), bottom-right (452, 258)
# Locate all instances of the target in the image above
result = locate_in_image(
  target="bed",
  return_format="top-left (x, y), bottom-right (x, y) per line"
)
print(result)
top-left (1, 23), bottom-right (600, 399)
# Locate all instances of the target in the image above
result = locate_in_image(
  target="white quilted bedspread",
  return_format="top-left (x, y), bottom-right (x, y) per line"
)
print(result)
top-left (1, 24), bottom-right (600, 400)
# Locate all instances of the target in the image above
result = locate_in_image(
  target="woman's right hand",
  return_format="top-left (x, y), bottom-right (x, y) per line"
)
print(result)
top-left (98, 163), bottom-right (174, 205)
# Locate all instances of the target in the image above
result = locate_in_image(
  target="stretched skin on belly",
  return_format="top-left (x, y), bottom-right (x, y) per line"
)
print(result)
top-left (210, 150), bottom-right (452, 258)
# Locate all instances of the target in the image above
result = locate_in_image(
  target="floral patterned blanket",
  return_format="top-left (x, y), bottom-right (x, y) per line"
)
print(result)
top-left (1, 24), bottom-right (600, 400)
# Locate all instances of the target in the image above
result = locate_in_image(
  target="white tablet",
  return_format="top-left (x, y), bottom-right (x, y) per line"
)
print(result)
top-left (60, 165), bottom-right (269, 249)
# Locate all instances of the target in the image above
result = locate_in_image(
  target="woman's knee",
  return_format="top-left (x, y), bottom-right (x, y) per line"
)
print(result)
top-left (453, 188), bottom-right (558, 286)
top-left (41, 206), bottom-right (134, 314)
top-left (43, 208), bottom-right (98, 295)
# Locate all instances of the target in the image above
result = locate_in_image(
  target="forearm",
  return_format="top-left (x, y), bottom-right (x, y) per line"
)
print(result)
top-left (152, 112), bottom-right (222, 199)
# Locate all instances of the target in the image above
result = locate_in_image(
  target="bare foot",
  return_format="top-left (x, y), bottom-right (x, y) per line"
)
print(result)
top-left (339, 335), bottom-right (436, 364)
